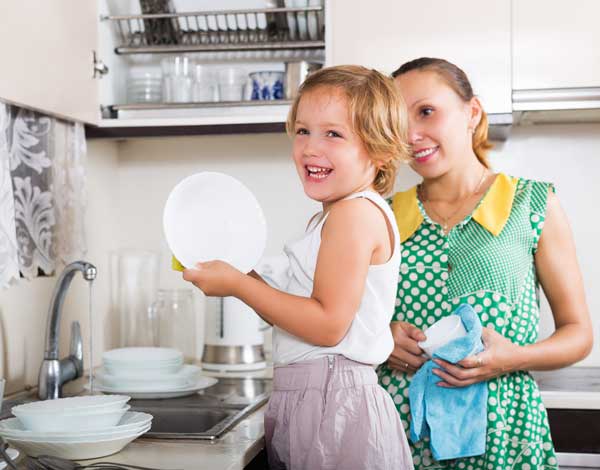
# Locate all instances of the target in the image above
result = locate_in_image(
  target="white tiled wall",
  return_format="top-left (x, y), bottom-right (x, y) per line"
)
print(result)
top-left (1, 123), bottom-right (599, 394)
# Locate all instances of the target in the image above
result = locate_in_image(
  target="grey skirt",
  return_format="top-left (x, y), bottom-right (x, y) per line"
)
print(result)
top-left (264, 356), bottom-right (414, 470)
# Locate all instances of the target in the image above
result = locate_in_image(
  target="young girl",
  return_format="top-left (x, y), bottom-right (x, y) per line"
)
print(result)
top-left (183, 65), bottom-right (414, 470)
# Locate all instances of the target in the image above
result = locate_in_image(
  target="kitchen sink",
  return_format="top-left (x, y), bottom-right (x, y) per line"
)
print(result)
top-left (131, 376), bottom-right (271, 440)
top-left (1, 376), bottom-right (271, 441)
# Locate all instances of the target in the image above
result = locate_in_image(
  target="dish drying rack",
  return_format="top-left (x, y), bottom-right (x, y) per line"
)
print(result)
top-left (103, 6), bottom-right (325, 54)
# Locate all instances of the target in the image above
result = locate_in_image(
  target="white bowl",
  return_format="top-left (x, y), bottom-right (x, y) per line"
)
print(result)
top-left (14, 405), bottom-right (130, 433)
top-left (5, 426), bottom-right (148, 460)
top-left (0, 412), bottom-right (152, 442)
top-left (11, 395), bottom-right (130, 416)
top-left (162, 172), bottom-right (267, 273)
top-left (418, 314), bottom-right (467, 358)
top-left (103, 347), bottom-right (183, 364)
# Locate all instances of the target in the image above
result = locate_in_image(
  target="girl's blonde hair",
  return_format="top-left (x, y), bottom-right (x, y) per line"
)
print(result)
top-left (286, 65), bottom-right (410, 196)
top-left (392, 57), bottom-right (494, 168)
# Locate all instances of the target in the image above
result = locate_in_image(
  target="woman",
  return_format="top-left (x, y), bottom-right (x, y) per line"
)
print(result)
top-left (377, 57), bottom-right (593, 469)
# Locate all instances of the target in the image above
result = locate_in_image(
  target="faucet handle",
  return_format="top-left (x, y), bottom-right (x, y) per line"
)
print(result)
top-left (69, 321), bottom-right (83, 377)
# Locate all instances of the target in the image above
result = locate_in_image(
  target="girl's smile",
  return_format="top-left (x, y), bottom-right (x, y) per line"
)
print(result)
top-left (305, 164), bottom-right (333, 181)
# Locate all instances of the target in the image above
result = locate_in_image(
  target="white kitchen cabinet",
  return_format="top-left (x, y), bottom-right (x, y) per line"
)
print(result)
top-left (0, 0), bottom-right (324, 133)
top-left (513, 0), bottom-right (600, 90)
top-left (326, 0), bottom-right (512, 115)
top-left (0, 1), bottom-right (100, 123)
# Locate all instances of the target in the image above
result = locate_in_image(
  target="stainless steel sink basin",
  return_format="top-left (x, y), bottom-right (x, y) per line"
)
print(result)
top-left (1, 376), bottom-right (271, 441)
top-left (131, 376), bottom-right (271, 440)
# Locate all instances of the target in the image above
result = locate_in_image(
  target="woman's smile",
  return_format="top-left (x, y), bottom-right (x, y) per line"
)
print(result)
top-left (412, 146), bottom-right (439, 164)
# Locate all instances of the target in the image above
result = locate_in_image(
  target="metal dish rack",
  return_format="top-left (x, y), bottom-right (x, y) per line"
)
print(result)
top-left (103, 6), bottom-right (325, 54)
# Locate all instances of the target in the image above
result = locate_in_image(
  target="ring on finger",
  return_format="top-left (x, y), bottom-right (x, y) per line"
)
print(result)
top-left (476, 356), bottom-right (484, 367)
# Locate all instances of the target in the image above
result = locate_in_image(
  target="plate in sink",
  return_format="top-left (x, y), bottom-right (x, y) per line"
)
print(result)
top-left (89, 376), bottom-right (218, 399)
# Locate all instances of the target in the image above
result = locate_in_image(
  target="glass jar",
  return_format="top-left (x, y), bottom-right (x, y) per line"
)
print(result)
top-left (150, 289), bottom-right (197, 362)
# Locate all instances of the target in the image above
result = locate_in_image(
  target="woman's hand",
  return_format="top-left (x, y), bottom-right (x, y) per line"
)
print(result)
top-left (182, 261), bottom-right (243, 297)
top-left (387, 321), bottom-right (428, 374)
top-left (433, 327), bottom-right (522, 387)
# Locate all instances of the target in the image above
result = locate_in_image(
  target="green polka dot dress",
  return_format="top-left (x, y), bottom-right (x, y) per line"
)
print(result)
top-left (377, 174), bottom-right (558, 470)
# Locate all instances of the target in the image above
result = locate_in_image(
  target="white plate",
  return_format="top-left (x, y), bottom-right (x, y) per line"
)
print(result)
top-left (0, 412), bottom-right (152, 441)
top-left (91, 376), bottom-right (219, 399)
top-left (5, 426), bottom-right (148, 460)
top-left (163, 172), bottom-right (267, 273)
top-left (96, 364), bottom-right (201, 389)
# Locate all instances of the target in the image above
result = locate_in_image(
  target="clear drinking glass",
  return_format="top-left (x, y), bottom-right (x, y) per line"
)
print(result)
top-left (150, 289), bottom-right (196, 362)
top-left (110, 250), bottom-right (160, 347)
top-left (161, 56), bottom-right (194, 103)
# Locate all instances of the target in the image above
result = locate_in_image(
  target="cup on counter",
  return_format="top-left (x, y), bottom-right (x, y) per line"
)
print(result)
top-left (418, 314), bottom-right (467, 358)
top-left (218, 67), bottom-right (247, 102)
top-left (110, 250), bottom-right (160, 348)
top-left (149, 289), bottom-right (197, 362)
top-left (162, 56), bottom-right (194, 103)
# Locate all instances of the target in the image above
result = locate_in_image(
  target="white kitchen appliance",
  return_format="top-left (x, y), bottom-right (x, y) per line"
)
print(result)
top-left (201, 296), bottom-right (266, 371)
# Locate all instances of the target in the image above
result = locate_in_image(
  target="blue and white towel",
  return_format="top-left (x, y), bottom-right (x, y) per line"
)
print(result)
top-left (409, 304), bottom-right (488, 461)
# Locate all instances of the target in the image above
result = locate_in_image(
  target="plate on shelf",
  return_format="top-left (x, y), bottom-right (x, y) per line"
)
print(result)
top-left (163, 172), bottom-right (267, 273)
top-left (90, 376), bottom-right (219, 399)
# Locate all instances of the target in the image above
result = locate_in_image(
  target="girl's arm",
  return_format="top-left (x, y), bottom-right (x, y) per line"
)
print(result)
top-left (183, 198), bottom-right (385, 346)
top-left (432, 191), bottom-right (593, 387)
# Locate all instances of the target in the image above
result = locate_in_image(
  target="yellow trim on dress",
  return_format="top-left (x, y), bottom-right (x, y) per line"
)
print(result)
top-left (391, 173), bottom-right (519, 242)
top-left (472, 173), bottom-right (518, 237)
top-left (391, 186), bottom-right (423, 243)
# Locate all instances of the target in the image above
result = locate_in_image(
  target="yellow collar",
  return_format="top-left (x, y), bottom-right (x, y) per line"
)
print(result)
top-left (391, 173), bottom-right (518, 242)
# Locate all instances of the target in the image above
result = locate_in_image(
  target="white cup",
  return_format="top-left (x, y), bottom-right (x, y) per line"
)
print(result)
top-left (418, 314), bottom-right (467, 358)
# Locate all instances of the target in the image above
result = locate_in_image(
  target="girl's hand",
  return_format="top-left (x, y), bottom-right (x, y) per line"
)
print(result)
top-left (182, 261), bottom-right (243, 297)
top-left (387, 321), bottom-right (428, 374)
top-left (433, 327), bottom-right (522, 387)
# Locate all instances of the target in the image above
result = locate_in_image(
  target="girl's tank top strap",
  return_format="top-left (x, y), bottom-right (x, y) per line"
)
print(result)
top-left (342, 190), bottom-right (401, 251)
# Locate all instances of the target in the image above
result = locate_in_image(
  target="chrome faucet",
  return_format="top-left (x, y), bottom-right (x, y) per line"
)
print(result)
top-left (38, 261), bottom-right (97, 400)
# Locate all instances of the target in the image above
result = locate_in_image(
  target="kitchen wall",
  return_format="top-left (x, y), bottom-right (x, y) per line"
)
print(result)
top-left (0, 140), bottom-right (121, 394)
top-left (1, 123), bottom-right (598, 394)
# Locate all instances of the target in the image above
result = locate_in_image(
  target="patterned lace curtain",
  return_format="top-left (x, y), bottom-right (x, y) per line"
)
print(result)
top-left (0, 102), bottom-right (87, 288)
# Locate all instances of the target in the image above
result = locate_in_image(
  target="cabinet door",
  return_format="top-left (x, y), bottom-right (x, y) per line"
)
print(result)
top-left (513, 0), bottom-right (600, 90)
top-left (0, 1), bottom-right (99, 124)
top-left (327, 0), bottom-right (511, 114)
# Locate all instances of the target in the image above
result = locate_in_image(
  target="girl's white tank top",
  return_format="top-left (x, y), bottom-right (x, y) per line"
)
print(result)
top-left (272, 190), bottom-right (401, 366)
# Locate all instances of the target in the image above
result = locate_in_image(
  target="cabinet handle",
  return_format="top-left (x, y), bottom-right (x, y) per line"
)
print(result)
top-left (93, 51), bottom-right (109, 78)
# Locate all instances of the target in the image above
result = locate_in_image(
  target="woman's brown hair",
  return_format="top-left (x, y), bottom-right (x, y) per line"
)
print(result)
top-left (392, 58), bottom-right (493, 168)
top-left (286, 65), bottom-right (411, 195)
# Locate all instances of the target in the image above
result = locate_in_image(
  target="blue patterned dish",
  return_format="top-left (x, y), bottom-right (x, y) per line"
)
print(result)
top-left (249, 71), bottom-right (285, 100)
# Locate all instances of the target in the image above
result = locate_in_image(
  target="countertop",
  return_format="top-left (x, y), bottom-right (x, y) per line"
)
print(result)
top-left (6, 366), bottom-right (599, 469)
top-left (82, 404), bottom-right (267, 470)
top-left (535, 367), bottom-right (600, 409)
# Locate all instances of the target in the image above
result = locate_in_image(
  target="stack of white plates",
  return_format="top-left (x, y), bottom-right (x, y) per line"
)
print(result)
top-left (0, 396), bottom-right (151, 459)
top-left (94, 347), bottom-right (218, 399)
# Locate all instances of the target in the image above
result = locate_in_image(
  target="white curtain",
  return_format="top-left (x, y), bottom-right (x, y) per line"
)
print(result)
top-left (0, 102), bottom-right (87, 287)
